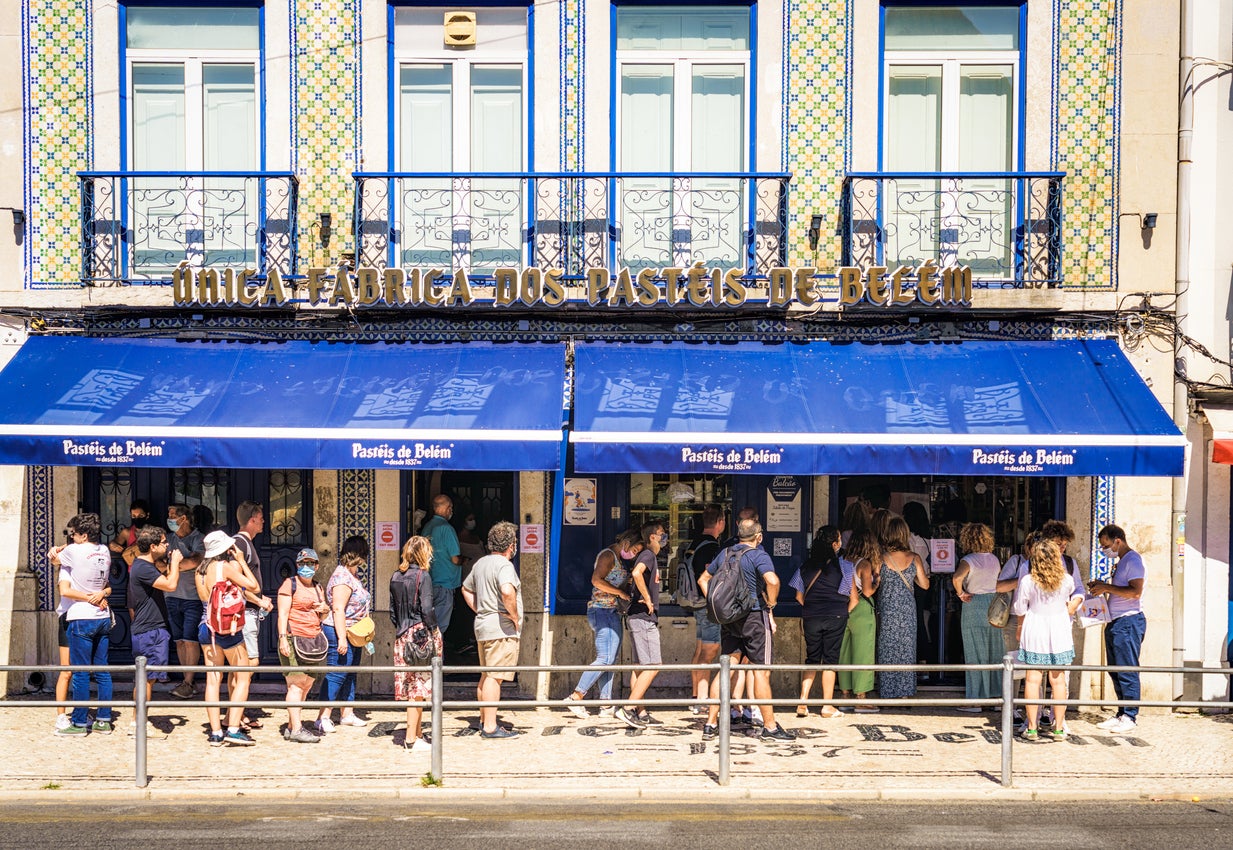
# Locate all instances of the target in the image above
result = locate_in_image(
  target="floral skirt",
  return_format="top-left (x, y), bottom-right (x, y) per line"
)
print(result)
top-left (393, 627), bottom-right (443, 701)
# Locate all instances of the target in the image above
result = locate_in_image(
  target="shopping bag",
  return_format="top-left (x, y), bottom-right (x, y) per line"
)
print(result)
top-left (1077, 595), bottom-right (1112, 628)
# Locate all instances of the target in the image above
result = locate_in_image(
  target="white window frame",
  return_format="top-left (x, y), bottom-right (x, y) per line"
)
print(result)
top-left (614, 51), bottom-right (751, 172)
top-left (881, 51), bottom-right (1021, 172)
top-left (392, 51), bottom-right (528, 173)
top-left (126, 48), bottom-right (262, 171)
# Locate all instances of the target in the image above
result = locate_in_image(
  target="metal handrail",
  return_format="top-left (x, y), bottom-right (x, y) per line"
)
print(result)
top-left (4, 655), bottom-right (1229, 789)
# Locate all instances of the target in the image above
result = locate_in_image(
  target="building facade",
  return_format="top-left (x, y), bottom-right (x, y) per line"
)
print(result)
top-left (0, 0), bottom-right (1217, 707)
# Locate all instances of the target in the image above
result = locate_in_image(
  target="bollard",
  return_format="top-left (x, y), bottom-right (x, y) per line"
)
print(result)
top-left (431, 656), bottom-right (443, 782)
top-left (135, 655), bottom-right (148, 788)
top-left (718, 654), bottom-right (731, 786)
top-left (1001, 650), bottom-right (1015, 788)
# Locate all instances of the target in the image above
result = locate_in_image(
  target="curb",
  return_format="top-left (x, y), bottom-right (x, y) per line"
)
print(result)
top-left (0, 787), bottom-right (1228, 805)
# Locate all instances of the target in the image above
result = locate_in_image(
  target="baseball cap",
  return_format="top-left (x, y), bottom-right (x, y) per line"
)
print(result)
top-left (295, 547), bottom-right (319, 564)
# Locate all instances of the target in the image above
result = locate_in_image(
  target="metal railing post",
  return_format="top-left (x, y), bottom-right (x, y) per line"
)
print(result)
top-left (134, 655), bottom-right (148, 789)
top-left (430, 656), bottom-right (443, 782)
top-left (717, 654), bottom-right (731, 787)
top-left (1001, 651), bottom-right (1015, 788)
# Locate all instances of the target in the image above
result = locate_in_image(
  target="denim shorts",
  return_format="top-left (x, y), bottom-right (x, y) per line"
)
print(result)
top-left (694, 605), bottom-right (721, 644)
top-left (131, 628), bottom-right (171, 680)
top-left (165, 597), bottom-right (204, 643)
top-left (198, 622), bottom-right (245, 651)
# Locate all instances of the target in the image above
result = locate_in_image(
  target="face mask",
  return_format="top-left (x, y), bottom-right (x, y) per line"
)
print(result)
top-left (132, 514), bottom-right (148, 525)
top-left (297, 565), bottom-right (317, 580)
top-left (465, 520), bottom-right (476, 531)
top-left (166, 518), bottom-right (179, 533)
top-left (619, 548), bottom-right (635, 560)
top-left (1100, 546), bottom-right (1117, 559)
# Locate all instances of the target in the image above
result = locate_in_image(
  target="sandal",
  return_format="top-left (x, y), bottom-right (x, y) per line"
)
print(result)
top-left (796, 706), bottom-right (809, 717)
top-left (819, 706), bottom-right (842, 719)
top-left (1019, 728), bottom-right (1039, 742)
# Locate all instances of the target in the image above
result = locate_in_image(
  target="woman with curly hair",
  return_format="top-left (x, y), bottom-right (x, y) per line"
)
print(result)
top-left (1013, 539), bottom-right (1083, 741)
top-left (952, 523), bottom-right (1004, 709)
top-left (390, 535), bottom-right (441, 753)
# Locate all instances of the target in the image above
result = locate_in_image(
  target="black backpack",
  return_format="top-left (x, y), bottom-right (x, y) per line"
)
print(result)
top-left (706, 545), bottom-right (756, 625)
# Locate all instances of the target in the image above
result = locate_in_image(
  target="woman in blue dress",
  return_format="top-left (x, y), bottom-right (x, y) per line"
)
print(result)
top-left (876, 516), bottom-right (931, 700)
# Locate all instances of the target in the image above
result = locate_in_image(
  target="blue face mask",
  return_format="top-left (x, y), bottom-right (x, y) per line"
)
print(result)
top-left (297, 565), bottom-right (317, 580)
top-left (166, 518), bottom-right (179, 533)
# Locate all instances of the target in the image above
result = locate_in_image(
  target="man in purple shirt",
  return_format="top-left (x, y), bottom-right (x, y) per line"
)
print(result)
top-left (1090, 524), bottom-right (1146, 734)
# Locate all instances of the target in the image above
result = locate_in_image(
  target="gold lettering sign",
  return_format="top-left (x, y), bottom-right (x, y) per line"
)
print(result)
top-left (837, 262), bottom-right (971, 308)
top-left (171, 262), bottom-right (972, 309)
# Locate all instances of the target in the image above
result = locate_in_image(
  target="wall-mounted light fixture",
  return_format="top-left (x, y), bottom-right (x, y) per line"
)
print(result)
top-left (319, 212), bottom-right (332, 247)
top-left (807, 214), bottom-right (823, 252)
top-left (0, 207), bottom-right (25, 228)
top-left (1119, 211), bottom-right (1158, 231)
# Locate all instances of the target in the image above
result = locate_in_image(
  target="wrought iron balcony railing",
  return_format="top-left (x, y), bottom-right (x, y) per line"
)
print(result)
top-left (78, 171), bottom-right (299, 285)
top-left (840, 172), bottom-right (1064, 288)
top-left (353, 171), bottom-right (791, 277)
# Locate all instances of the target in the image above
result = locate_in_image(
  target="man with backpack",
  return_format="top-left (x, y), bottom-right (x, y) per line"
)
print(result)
top-left (681, 505), bottom-right (725, 712)
top-left (698, 518), bottom-right (794, 743)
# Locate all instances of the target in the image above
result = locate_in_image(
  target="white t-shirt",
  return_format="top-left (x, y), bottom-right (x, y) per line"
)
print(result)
top-left (960, 552), bottom-right (1002, 595)
top-left (999, 553), bottom-right (1084, 605)
top-left (58, 542), bottom-right (111, 621)
top-left (1107, 550), bottom-right (1145, 618)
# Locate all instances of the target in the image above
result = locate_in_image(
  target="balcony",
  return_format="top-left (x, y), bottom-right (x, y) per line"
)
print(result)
top-left (353, 171), bottom-right (791, 277)
top-left (78, 171), bottom-right (299, 286)
top-left (840, 172), bottom-right (1064, 288)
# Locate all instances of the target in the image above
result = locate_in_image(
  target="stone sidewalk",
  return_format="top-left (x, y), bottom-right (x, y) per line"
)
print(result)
top-left (2, 688), bottom-right (1231, 801)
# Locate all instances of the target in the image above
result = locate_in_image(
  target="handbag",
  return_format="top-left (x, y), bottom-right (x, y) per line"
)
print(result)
top-left (401, 571), bottom-right (436, 665)
top-left (291, 631), bottom-right (328, 665)
top-left (987, 592), bottom-right (1012, 629)
top-left (290, 584), bottom-right (328, 665)
top-left (346, 615), bottom-right (375, 647)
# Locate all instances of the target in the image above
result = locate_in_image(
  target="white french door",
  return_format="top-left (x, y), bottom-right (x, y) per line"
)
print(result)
top-left (884, 56), bottom-right (1017, 277)
top-left (616, 8), bottom-right (750, 270)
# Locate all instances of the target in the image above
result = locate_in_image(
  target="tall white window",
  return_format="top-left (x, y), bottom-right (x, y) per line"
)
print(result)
top-left (883, 6), bottom-right (1019, 276)
top-left (616, 8), bottom-right (750, 269)
top-left (395, 8), bottom-right (527, 268)
top-left (126, 7), bottom-right (261, 274)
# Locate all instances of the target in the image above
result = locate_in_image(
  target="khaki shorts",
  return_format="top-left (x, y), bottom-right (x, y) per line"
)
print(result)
top-left (477, 637), bottom-right (520, 681)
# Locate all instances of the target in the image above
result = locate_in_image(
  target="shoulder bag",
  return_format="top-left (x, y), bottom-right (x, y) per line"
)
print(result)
top-left (987, 592), bottom-right (1013, 629)
top-left (290, 584), bottom-right (329, 665)
top-left (402, 571), bottom-right (435, 666)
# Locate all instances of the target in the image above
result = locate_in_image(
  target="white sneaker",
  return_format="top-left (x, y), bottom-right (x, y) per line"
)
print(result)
top-left (597, 706), bottom-right (616, 718)
top-left (749, 706), bottom-right (764, 725)
top-left (409, 736), bottom-right (432, 754)
top-left (1108, 716), bottom-right (1137, 734)
top-left (316, 716), bottom-right (336, 734)
top-left (1096, 715), bottom-right (1122, 730)
top-left (54, 714), bottom-right (71, 732)
top-left (338, 714), bottom-right (367, 728)
top-left (562, 697), bottom-right (588, 719)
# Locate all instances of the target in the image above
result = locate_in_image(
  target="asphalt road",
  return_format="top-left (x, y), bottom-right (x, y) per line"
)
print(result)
top-left (1, 800), bottom-right (1231, 849)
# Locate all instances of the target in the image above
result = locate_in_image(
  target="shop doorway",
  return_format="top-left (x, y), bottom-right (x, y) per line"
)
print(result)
top-left (83, 468), bottom-right (313, 666)
top-left (404, 471), bottom-right (518, 670)
top-left (831, 475), bottom-right (1061, 683)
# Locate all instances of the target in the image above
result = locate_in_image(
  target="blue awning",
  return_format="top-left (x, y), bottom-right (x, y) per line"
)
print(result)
top-left (0, 337), bottom-right (567, 470)
top-left (570, 340), bottom-right (1184, 477)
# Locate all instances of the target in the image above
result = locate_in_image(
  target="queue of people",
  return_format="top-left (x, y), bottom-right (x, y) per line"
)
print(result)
top-left (46, 499), bottom-right (1147, 748)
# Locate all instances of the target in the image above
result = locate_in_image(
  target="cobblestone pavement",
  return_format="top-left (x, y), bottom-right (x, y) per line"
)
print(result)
top-left (3, 688), bottom-right (1231, 800)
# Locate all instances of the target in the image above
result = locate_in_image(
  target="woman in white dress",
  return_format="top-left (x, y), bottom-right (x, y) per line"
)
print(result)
top-left (1013, 539), bottom-right (1083, 741)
